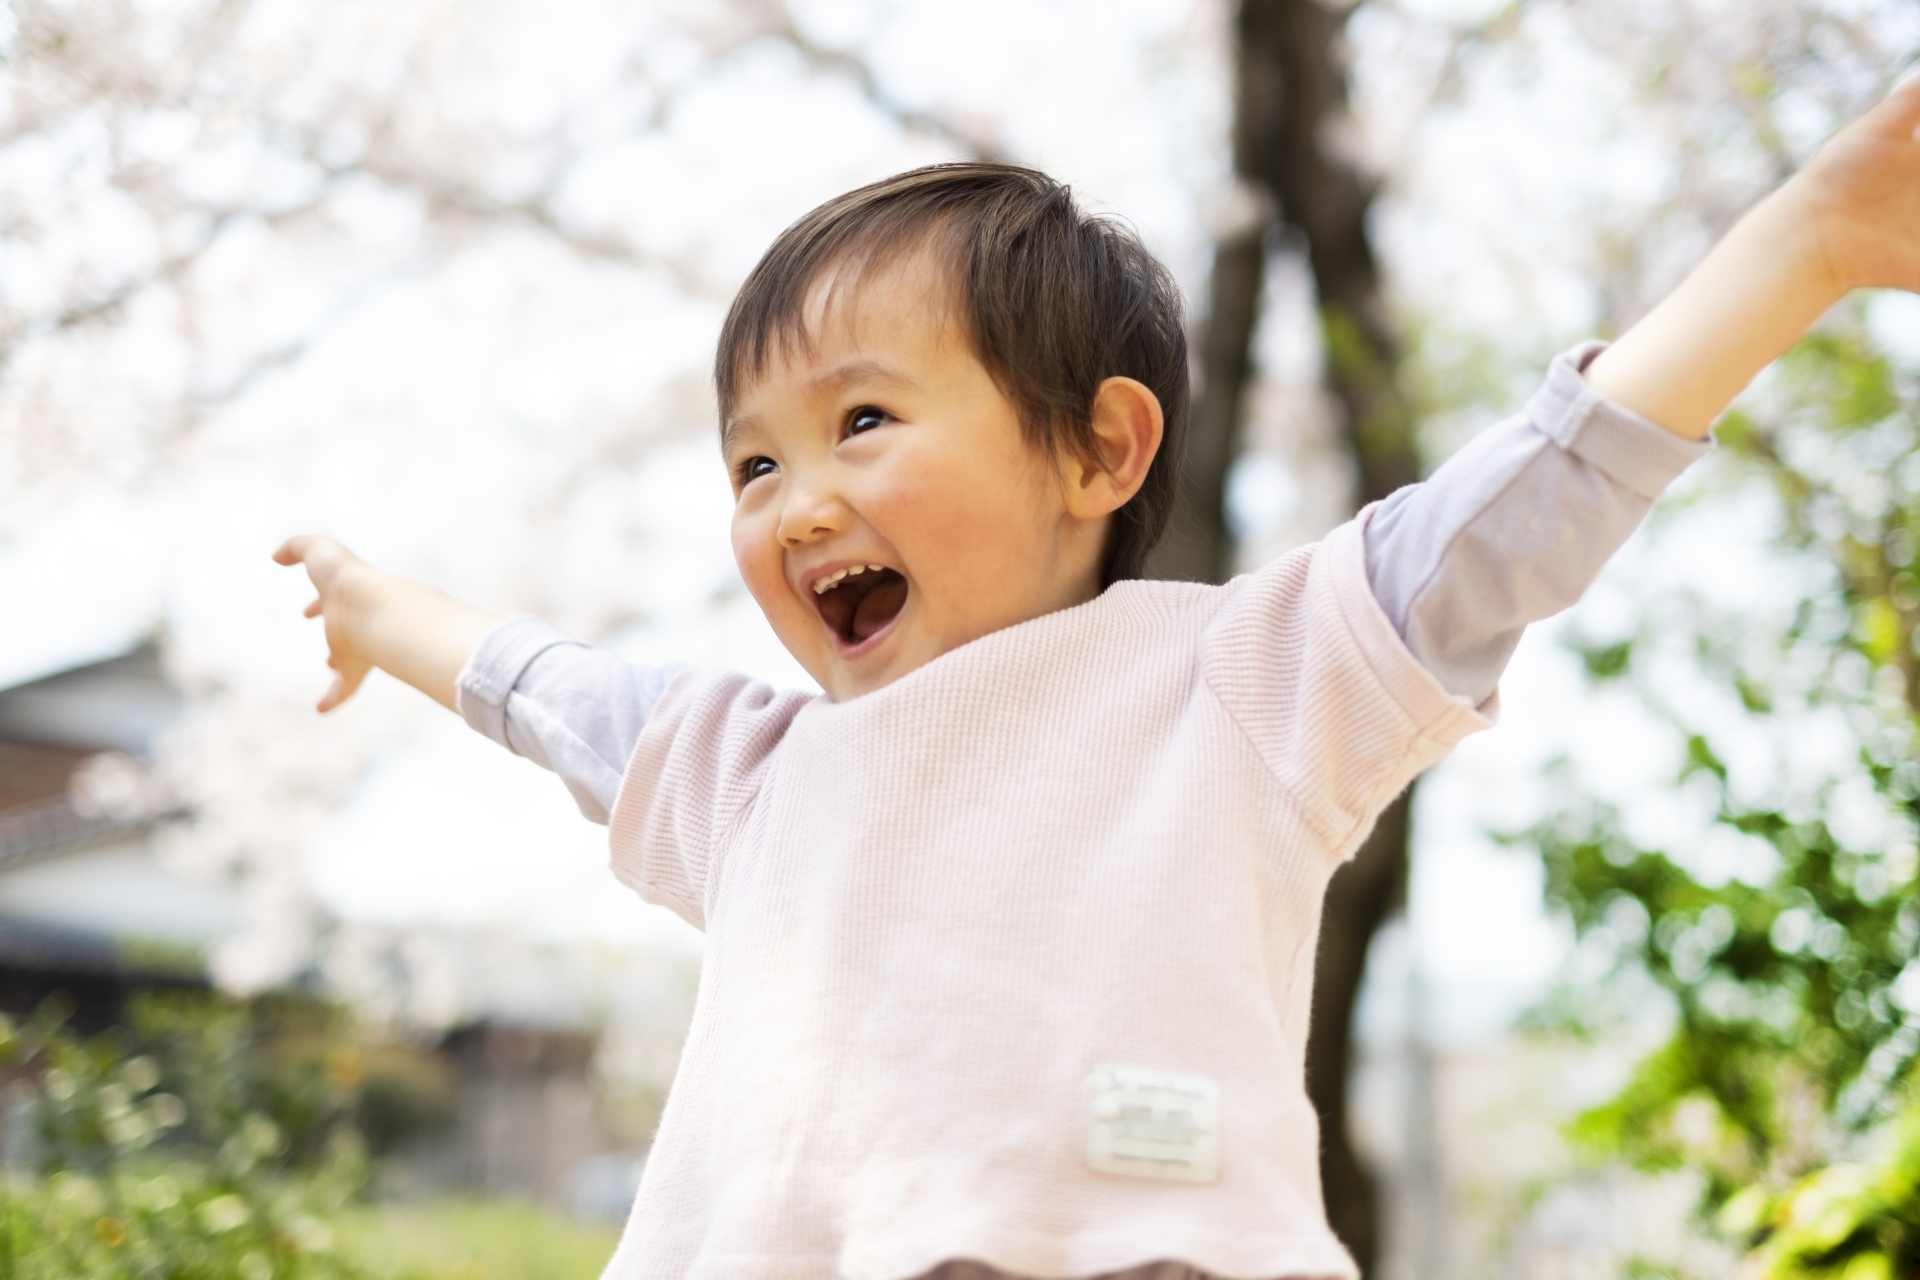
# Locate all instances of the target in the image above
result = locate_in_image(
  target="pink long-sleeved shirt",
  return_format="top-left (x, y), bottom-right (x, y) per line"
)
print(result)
top-left (596, 512), bottom-right (1485, 1280)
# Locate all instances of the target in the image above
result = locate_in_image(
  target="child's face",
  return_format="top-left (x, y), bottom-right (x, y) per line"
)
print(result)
top-left (723, 256), bottom-right (1111, 701)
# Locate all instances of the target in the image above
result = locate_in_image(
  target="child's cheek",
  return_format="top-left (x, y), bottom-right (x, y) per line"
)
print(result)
top-left (878, 448), bottom-right (1035, 590)
top-left (731, 504), bottom-right (794, 626)
top-left (859, 455), bottom-right (967, 556)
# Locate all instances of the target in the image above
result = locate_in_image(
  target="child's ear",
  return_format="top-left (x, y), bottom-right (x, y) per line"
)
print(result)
top-left (1065, 377), bottom-right (1164, 519)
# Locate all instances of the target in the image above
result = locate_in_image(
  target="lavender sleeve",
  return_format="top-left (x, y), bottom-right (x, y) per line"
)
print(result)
top-left (1364, 342), bottom-right (1711, 707)
top-left (455, 615), bottom-right (681, 824)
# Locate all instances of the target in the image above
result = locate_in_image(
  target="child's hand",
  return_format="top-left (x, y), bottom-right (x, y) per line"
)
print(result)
top-left (272, 536), bottom-right (502, 715)
top-left (274, 535), bottom-right (378, 712)
top-left (1791, 74), bottom-right (1920, 295)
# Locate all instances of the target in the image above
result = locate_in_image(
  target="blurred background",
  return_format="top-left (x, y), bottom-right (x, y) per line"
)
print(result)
top-left (3, 0), bottom-right (1919, 1276)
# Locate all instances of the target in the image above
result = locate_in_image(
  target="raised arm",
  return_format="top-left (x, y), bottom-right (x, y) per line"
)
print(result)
top-left (273, 535), bottom-right (501, 713)
top-left (1586, 76), bottom-right (1920, 438)
top-left (1365, 80), bottom-right (1920, 705)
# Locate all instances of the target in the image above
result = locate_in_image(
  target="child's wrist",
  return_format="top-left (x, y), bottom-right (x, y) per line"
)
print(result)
top-left (1759, 178), bottom-right (1857, 301)
top-left (339, 561), bottom-right (402, 648)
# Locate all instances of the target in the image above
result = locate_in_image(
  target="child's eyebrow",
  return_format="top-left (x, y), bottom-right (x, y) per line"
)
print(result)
top-left (720, 414), bottom-right (768, 461)
top-left (722, 360), bottom-right (921, 453)
top-left (808, 358), bottom-right (919, 396)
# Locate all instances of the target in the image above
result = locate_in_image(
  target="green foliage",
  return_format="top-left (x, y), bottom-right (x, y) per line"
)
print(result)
top-left (0, 992), bottom-right (602, 1279)
top-left (334, 1201), bottom-right (619, 1280)
top-left (1519, 318), bottom-right (1920, 1219)
top-left (0, 993), bottom-right (375, 1278)
top-left (0, 992), bottom-right (407, 1280)
top-left (1717, 1085), bottom-right (1920, 1280)
top-left (0, 1164), bottom-right (362, 1280)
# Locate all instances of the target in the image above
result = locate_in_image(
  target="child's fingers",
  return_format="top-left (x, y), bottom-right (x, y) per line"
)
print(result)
top-left (1875, 72), bottom-right (1920, 137)
top-left (304, 597), bottom-right (324, 619)
top-left (316, 665), bottom-right (367, 713)
top-left (317, 674), bottom-right (347, 714)
top-left (275, 534), bottom-right (353, 569)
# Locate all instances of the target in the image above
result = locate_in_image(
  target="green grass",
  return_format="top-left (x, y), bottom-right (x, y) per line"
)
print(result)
top-left (336, 1199), bottom-right (619, 1280)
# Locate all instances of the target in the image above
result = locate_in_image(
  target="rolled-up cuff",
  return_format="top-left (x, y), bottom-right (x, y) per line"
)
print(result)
top-left (455, 615), bottom-right (589, 751)
top-left (1528, 341), bottom-right (1714, 500)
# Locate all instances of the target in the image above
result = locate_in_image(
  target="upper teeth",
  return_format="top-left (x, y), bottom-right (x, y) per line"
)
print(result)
top-left (813, 564), bottom-right (887, 595)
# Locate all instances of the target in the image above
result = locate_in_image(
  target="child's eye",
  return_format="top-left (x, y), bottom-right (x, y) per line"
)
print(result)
top-left (736, 456), bottom-right (777, 485)
top-left (846, 406), bottom-right (890, 436)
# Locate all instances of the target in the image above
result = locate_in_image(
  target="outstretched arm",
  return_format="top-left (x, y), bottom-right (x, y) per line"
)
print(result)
top-left (273, 535), bottom-right (502, 713)
top-left (1587, 76), bottom-right (1920, 438)
top-left (1364, 82), bottom-right (1920, 702)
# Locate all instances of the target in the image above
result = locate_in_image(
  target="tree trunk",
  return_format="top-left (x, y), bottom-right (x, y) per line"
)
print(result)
top-left (1240, 0), bottom-right (1419, 504)
top-left (1150, 220), bottom-right (1271, 584)
top-left (1154, 1), bottom-right (1424, 1273)
top-left (1304, 790), bottom-right (1410, 1274)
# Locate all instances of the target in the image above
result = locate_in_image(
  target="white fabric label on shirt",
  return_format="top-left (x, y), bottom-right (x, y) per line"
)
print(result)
top-left (1085, 1065), bottom-right (1220, 1183)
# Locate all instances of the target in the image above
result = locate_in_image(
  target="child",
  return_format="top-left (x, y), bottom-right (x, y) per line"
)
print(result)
top-left (276, 81), bottom-right (1920, 1280)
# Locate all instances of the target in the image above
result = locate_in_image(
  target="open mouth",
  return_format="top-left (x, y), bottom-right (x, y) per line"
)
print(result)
top-left (812, 564), bottom-right (909, 648)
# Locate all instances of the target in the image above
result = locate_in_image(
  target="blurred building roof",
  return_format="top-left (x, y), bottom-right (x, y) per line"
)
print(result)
top-left (0, 644), bottom-right (238, 1018)
top-left (0, 644), bottom-right (182, 758)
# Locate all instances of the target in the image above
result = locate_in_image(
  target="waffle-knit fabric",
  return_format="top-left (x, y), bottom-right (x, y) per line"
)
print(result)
top-left (602, 510), bottom-right (1490, 1280)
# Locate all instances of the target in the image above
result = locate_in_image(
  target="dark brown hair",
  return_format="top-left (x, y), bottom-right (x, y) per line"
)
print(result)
top-left (714, 162), bottom-right (1188, 586)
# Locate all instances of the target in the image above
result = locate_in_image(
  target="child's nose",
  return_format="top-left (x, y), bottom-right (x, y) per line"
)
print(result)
top-left (775, 482), bottom-right (851, 547)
